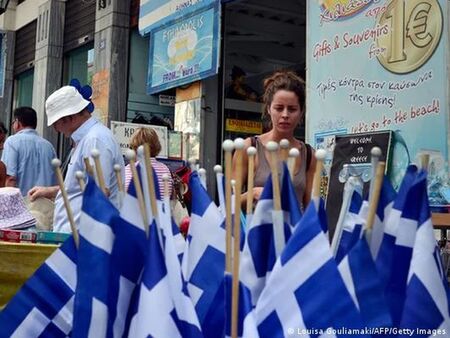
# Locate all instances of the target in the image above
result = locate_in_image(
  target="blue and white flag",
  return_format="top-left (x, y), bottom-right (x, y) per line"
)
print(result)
top-left (182, 171), bottom-right (226, 337)
top-left (399, 171), bottom-right (450, 334)
top-left (280, 163), bottom-right (302, 230)
top-left (224, 273), bottom-right (259, 338)
top-left (107, 174), bottom-right (149, 338)
top-left (128, 218), bottom-right (203, 338)
top-left (239, 171), bottom-right (293, 306)
top-left (72, 177), bottom-right (119, 338)
top-left (334, 189), bottom-right (365, 264)
top-left (0, 237), bottom-right (77, 337)
top-left (338, 236), bottom-right (392, 329)
top-left (254, 201), bottom-right (369, 338)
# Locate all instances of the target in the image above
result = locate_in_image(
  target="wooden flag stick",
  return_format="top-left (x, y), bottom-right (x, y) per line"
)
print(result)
top-left (83, 157), bottom-right (95, 177)
top-left (114, 164), bottom-right (124, 193)
top-left (246, 146), bottom-right (257, 216)
top-left (288, 148), bottom-right (300, 181)
top-left (52, 158), bottom-right (79, 249)
top-left (369, 147), bottom-right (382, 200)
top-left (231, 138), bottom-right (245, 338)
top-left (366, 162), bottom-right (386, 231)
top-left (75, 171), bottom-right (86, 192)
top-left (223, 139), bottom-right (234, 274)
top-left (312, 149), bottom-right (327, 200)
top-left (421, 153), bottom-right (430, 171)
top-left (267, 141), bottom-right (281, 211)
top-left (280, 139), bottom-right (290, 162)
top-left (142, 144), bottom-right (158, 218)
top-left (91, 149), bottom-right (107, 196)
top-left (126, 149), bottom-right (149, 236)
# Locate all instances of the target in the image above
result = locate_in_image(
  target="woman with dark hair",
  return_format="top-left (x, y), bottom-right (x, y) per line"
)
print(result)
top-left (232, 70), bottom-right (316, 209)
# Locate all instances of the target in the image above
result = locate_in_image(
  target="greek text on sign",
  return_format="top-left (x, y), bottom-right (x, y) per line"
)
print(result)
top-left (226, 119), bottom-right (262, 134)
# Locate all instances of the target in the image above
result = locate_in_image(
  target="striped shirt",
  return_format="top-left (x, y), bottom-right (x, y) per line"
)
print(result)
top-left (124, 158), bottom-right (173, 198)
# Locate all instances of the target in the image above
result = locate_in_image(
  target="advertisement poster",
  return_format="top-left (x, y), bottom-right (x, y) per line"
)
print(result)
top-left (147, 3), bottom-right (220, 94)
top-left (306, 0), bottom-right (448, 193)
top-left (91, 69), bottom-right (110, 125)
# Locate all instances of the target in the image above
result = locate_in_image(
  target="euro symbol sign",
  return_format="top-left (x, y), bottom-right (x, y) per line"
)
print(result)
top-left (406, 3), bottom-right (433, 48)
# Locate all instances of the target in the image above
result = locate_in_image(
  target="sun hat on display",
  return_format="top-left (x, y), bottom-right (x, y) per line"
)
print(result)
top-left (46, 85), bottom-right (90, 126)
top-left (0, 187), bottom-right (36, 229)
top-left (24, 196), bottom-right (55, 231)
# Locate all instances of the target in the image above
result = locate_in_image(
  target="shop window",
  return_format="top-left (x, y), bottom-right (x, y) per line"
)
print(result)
top-left (64, 44), bottom-right (94, 86)
top-left (14, 68), bottom-right (34, 108)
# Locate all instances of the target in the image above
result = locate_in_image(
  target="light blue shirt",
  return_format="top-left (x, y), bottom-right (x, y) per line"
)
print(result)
top-left (53, 117), bottom-right (125, 233)
top-left (1, 128), bottom-right (56, 196)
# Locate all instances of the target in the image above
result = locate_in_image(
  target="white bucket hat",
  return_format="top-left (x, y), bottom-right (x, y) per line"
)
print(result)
top-left (46, 86), bottom-right (90, 126)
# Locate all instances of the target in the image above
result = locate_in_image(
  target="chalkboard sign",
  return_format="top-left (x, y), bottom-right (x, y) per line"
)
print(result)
top-left (326, 131), bottom-right (393, 239)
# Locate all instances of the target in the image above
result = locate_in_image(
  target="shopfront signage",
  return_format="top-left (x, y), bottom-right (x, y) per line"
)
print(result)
top-left (306, 0), bottom-right (448, 191)
top-left (225, 118), bottom-right (262, 135)
top-left (147, 3), bottom-right (220, 95)
top-left (110, 121), bottom-right (168, 158)
top-left (139, 0), bottom-right (215, 36)
top-left (159, 95), bottom-right (176, 107)
top-left (326, 131), bottom-right (392, 235)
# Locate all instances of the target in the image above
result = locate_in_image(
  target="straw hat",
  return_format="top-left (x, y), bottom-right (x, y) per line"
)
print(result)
top-left (24, 197), bottom-right (55, 231)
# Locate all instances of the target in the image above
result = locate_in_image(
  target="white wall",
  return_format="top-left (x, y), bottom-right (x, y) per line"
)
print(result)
top-left (0, 0), bottom-right (49, 31)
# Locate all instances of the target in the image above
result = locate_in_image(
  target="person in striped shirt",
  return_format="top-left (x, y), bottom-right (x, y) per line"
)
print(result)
top-left (125, 127), bottom-right (173, 198)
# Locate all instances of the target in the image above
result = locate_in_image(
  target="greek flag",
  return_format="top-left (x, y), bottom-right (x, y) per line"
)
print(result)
top-left (239, 169), bottom-right (294, 306)
top-left (182, 171), bottom-right (226, 337)
top-left (399, 171), bottom-right (450, 333)
top-left (338, 236), bottom-right (392, 329)
top-left (280, 163), bottom-right (302, 229)
top-left (72, 177), bottom-right (119, 338)
top-left (375, 167), bottom-right (419, 326)
top-left (107, 174), bottom-right (148, 338)
top-left (128, 218), bottom-right (203, 338)
top-left (0, 237), bottom-right (77, 337)
top-left (254, 201), bottom-right (368, 337)
top-left (224, 273), bottom-right (259, 338)
top-left (334, 190), bottom-right (365, 264)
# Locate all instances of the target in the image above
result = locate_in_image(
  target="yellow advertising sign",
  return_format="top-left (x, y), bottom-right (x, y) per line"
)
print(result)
top-left (226, 119), bottom-right (262, 134)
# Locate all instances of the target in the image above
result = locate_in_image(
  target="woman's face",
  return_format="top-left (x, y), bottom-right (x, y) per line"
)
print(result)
top-left (268, 90), bottom-right (302, 135)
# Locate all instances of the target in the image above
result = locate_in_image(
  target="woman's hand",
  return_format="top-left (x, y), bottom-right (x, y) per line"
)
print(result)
top-left (27, 186), bottom-right (59, 201)
top-left (252, 187), bottom-right (264, 201)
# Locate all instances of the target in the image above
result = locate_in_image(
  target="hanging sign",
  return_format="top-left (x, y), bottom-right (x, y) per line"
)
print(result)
top-left (306, 0), bottom-right (448, 191)
top-left (139, 0), bottom-right (216, 36)
top-left (147, 3), bottom-right (220, 94)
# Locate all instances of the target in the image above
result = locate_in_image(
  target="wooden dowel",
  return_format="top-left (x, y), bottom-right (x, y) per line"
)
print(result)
top-left (231, 138), bottom-right (245, 338)
top-left (366, 162), bottom-right (386, 231)
top-left (421, 154), bottom-right (430, 172)
top-left (280, 139), bottom-right (290, 162)
top-left (91, 149), bottom-right (107, 195)
top-left (369, 147), bottom-right (382, 200)
top-left (288, 148), bottom-right (300, 181)
top-left (266, 141), bottom-right (281, 211)
top-left (75, 171), bottom-right (86, 192)
top-left (246, 146), bottom-right (256, 215)
top-left (83, 157), bottom-right (95, 177)
top-left (142, 144), bottom-right (158, 218)
top-left (114, 164), bottom-right (124, 193)
top-left (223, 140), bottom-right (234, 273)
top-left (126, 149), bottom-right (149, 236)
top-left (52, 159), bottom-right (79, 249)
top-left (312, 149), bottom-right (327, 200)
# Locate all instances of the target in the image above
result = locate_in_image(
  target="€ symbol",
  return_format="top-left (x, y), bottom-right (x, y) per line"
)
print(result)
top-left (376, 0), bottom-right (443, 74)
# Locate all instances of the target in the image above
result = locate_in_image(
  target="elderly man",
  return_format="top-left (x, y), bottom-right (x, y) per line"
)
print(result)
top-left (28, 85), bottom-right (124, 233)
top-left (1, 107), bottom-right (56, 195)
